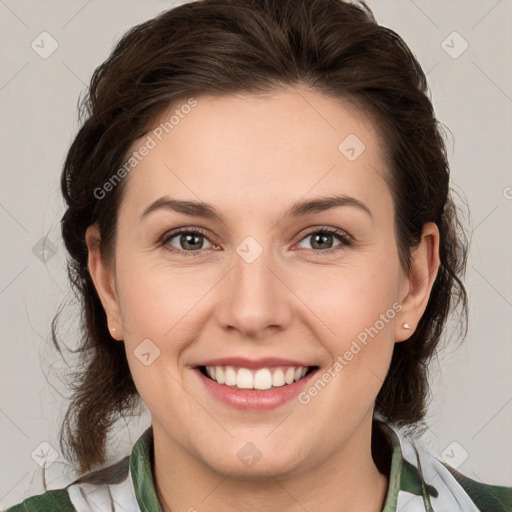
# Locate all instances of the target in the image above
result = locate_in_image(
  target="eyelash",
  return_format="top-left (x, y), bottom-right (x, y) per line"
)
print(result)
top-left (159, 226), bottom-right (353, 257)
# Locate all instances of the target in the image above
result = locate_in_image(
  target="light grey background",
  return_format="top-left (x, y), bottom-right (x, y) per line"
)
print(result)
top-left (0, 0), bottom-right (511, 508)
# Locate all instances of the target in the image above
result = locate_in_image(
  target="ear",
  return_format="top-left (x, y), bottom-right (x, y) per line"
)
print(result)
top-left (85, 224), bottom-right (124, 341)
top-left (395, 222), bottom-right (441, 342)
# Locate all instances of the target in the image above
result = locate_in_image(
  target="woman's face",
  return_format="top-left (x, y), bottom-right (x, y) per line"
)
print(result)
top-left (88, 87), bottom-right (438, 478)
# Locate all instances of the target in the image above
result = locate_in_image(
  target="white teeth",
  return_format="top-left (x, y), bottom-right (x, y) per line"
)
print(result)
top-left (253, 369), bottom-right (272, 390)
top-left (236, 368), bottom-right (253, 389)
top-left (203, 365), bottom-right (311, 390)
top-left (216, 366), bottom-right (225, 384)
top-left (284, 367), bottom-right (295, 384)
top-left (272, 369), bottom-right (285, 387)
top-left (224, 366), bottom-right (237, 386)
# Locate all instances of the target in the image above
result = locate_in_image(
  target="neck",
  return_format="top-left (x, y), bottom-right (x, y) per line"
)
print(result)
top-left (152, 412), bottom-right (390, 512)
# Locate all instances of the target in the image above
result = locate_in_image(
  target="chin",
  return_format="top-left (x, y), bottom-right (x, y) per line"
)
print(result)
top-left (202, 446), bottom-right (306, 480)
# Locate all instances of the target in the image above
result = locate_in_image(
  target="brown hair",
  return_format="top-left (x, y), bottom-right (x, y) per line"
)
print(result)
top-left (53, 0), bottom-right (469, 474)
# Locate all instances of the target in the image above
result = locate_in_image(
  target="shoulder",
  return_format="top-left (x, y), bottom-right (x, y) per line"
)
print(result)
top-left (406, 435), bottom-right (512, 512)
top-left (440, 461), bottom-right (512, 512)
top-left (3, 488), bottom-right (75, 511)
top-left (377, 419), bottom-right (512, 512)
top-left (3, 456), bottom-right (131, 512)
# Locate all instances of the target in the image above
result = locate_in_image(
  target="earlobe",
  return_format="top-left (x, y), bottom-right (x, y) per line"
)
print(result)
top-left (85, 224), bottom-right (124, 340)
top-left (395, 222), bottom-right (441, 343)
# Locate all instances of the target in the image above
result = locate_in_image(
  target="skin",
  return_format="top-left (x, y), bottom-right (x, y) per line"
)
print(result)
top-left (86, 86), bottom-right (440, 512)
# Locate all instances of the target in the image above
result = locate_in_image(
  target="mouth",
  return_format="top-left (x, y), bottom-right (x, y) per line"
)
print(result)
top-left (197, 364), bottom-right (319, 391)
top-left (192, 356), bottom-right (321, 410)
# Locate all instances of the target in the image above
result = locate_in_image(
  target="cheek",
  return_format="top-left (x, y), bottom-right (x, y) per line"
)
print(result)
top-left (297, 275), bottom-right (398, 403)
top-left (290, 259), bottom-right (400, 396)
top-left (114, 258), bottom-right (198, 407)
top-left (296, 260), bottom-right (398, 336)
top-left (115, 253), bottom-right (207, 339)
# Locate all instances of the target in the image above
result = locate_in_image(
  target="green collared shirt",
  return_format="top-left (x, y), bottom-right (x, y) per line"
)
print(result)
top-left (4, 419), bottom-right (511, 511)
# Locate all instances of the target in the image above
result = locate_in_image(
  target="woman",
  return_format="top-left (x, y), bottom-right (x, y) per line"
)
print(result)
top-left (5, 0), bottom-right (511, 511)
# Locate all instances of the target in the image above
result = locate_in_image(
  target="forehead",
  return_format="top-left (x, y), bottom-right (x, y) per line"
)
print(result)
top-left (118, 87), bottom-right (392, 223)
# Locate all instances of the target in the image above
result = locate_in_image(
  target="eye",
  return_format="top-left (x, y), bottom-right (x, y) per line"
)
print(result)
top-left (296, 227), bottom-right (352, 254)
top-left (160, 226), bottom-right (352, 257)
top-left (162, 228), bottom-right (217, 256)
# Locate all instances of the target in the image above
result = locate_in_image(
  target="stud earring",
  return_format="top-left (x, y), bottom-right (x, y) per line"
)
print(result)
top-left (402, 322), bottom-right (411, 329)
top-left (111, 327), bottom-right (116, 332)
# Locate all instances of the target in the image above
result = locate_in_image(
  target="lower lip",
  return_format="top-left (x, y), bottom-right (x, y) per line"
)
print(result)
top-left (194, 367), bottom-right (318, 410)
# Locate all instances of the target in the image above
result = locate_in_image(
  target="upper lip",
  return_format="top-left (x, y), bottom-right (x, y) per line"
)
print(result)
top-left (194, 357), bottom-right (315, 368)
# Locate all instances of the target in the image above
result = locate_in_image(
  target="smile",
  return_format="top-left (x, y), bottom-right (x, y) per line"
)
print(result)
top-left (199, 365), bottom-right (316, 390)
top-left (193, 356), bottom-right (320, 409)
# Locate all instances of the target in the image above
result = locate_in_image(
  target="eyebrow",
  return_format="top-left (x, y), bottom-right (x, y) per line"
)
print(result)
top-left (139, 194), bottom-right (373, 223)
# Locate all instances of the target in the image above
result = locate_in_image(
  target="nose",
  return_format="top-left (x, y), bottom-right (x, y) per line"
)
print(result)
top-left (215, 243), bottom-right (293, 339)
